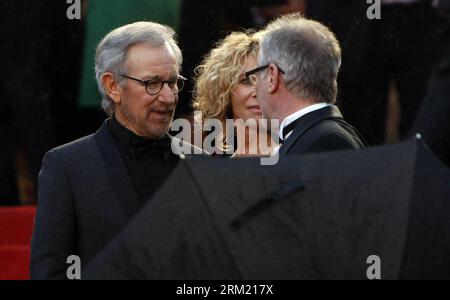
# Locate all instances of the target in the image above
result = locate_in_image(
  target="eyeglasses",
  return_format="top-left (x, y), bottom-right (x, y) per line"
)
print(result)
top-left (245, 64), bottom-right (285, 87)
top-left (120, 74), bottom-right (187, 96)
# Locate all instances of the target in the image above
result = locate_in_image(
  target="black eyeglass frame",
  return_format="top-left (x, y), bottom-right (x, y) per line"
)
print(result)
top-left (120, 74), bottom-right (187, 96)
top-left (245, 64), bottom-right (285, 86)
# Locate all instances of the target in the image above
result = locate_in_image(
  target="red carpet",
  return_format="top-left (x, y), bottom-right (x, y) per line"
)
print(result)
top-left (0, 206), bottom-right (36, 280)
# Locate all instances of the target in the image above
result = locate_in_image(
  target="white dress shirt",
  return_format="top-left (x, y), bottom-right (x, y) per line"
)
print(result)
top-left (279, 103), bottom-right (331, 141)
top-left (271, 103), bottom-right (330, 156)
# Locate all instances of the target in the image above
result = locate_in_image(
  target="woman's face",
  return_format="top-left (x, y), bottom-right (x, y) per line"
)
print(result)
top-left (230, 55), bottom-right (262, 121)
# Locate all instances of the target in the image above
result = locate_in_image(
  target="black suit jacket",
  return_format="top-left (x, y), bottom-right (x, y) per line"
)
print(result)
top-left (279, 105), bottom-right (367, 156)
top-left (30, 120), bottom-right (206, 279)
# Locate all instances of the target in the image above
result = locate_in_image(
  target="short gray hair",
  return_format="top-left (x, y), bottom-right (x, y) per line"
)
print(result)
top-left (95, 21), bottom-right (182, 116)
top-left (259, 14), bottom-right (341, 103)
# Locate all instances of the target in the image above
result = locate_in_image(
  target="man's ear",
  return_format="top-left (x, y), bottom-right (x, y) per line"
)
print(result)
top-left (101, 72), bottom-right (122, 104)
top-left (267, 63), bottom-right (281, 94)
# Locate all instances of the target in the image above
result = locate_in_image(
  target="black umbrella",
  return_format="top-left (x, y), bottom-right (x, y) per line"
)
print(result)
top-left (84, 139), bottom-right (450, 280)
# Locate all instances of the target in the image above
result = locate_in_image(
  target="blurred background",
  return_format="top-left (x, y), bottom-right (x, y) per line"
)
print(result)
top-left (0, 0), bottom-right (449, 206)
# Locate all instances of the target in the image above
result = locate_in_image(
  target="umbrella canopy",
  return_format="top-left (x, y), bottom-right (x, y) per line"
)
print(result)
top-left (85, 139), bottom-right (450, 280)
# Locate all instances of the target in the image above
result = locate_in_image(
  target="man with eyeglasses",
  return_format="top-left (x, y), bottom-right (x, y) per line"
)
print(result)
top-left (31, 22), bottom-right (205, 279)
top-left (246, 14), bottom-right (367, 156)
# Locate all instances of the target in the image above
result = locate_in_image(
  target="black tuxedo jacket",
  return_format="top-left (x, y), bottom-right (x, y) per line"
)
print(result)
top-left (279, 105), bottom-right (367, 156)
top-left (30, 120), bottom-right (205, 279)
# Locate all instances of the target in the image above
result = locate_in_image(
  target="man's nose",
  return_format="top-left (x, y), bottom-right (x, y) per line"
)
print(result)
top-left (157, 84), bottom-right (177, 104)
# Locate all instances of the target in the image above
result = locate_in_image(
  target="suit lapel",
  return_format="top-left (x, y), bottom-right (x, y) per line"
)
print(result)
top-left (279, 105), bottom-right (344, 155)
top-left (94, 120), bottom-right (141, 219)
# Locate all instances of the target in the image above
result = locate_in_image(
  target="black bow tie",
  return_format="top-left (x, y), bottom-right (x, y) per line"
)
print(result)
top-left (279, 117), bottom-right (302, 144)
top-left (129, 135), bottom-right (172, 159)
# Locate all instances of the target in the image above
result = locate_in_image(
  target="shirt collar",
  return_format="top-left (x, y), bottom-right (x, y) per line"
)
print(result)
top-left (279, 103), bottom-right (330, 141)
top-left (109, 114), bottom-right (136, 152)
top-left (108, 115), bottom-right (172, 159)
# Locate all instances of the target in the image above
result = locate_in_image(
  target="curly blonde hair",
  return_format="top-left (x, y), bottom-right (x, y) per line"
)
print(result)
top-left (192, 31), bottom-right (260, 122)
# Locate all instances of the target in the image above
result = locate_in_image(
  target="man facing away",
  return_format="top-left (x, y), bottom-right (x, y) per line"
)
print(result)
top-left (31, 22), bottom-right (204, 279)
top-left (246, 13), bottom-right (367, 156)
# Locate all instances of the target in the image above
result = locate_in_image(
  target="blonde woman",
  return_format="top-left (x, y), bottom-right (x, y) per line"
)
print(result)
top-left (193, 32), bottom-right (275, 157)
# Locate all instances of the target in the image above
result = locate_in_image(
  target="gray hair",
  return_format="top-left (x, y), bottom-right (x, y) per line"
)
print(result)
top-left (95, 21), bottom-right (182, 116)
top-left (259, 14), bottom-right (341, 103)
